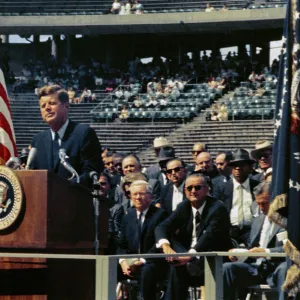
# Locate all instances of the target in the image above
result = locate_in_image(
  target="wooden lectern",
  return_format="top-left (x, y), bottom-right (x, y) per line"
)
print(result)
top-left (0, 170), bottom-right (109, 300)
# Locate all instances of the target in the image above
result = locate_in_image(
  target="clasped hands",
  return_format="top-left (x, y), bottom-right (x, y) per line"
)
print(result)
top-left (120, 260), bottom-right (144, 277)
top-left (162, 243), bottom-right (192, 266)
top-left (228, 247), bottom-right (267, 262)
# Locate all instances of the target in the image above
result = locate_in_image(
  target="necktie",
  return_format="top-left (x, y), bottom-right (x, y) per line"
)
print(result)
top-left (237, 185), bottom-right (244, 228)
top-left (137, 212), bottom-right (143, 253)
top-left (52, 132), bottom-right (60, 169)
top-left (195, 211), bottom-right (201, 236)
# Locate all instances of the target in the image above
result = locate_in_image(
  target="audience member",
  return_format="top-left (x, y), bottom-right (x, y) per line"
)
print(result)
top-left (205, 3), bottom-right (215, 12)
top-left (119, 105), bottom-right (129, 122)
top-left (217, 102), bottom-right (228, 121)
top-left (115, 154), bottom-right (161, 206)
top-left (155, 174), bottom-right (232, 300)
top-left (214, 149), bottom-right (260, 246)
top-left (251, 141), bottom-right (273, 182)
top-left (111, 0), bottom-right (121, 14)
top-left (194, 152), bottom-right (219, 181)
top-left (160, 159), bottom-right (188, 215)
top-left (117, 180), bottom-right (168, 300)
top-left (212, 151), bottom-right (233, 187)
top-left (223, 181), bottom-right (287, 300)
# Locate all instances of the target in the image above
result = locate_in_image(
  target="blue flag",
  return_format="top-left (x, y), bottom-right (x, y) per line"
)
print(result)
top-left (269, 0), bottom-right (300, 295)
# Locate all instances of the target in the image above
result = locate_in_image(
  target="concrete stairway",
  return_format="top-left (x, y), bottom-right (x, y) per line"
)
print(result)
top-left (138, 117), bottom-right (274, 167)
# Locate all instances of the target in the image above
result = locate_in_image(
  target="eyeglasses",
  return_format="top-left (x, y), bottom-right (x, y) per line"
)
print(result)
top-left (185, 185), bottom-right (206, 192)
top-left (99, 181), bottom-right (108, 186)
top-left (166, 167), bottom-right (183, 174)
top-left (192, 151), bottom-right (202, 154)
top-left (258, 152), bottom-right (272, 159)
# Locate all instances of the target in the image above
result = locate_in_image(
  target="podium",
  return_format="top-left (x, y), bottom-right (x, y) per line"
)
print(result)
top-left (0, 170), bottom-right (109, 299)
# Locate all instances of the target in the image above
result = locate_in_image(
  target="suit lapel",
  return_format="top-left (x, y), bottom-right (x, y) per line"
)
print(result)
top-left (225, 181), bottom-right (234, 211)
top-left (43, 129), bottom-right (53, 171)
top-left (196, 199), bottom-right (212, 238)
top-left (250, 214), bottom-right (265, 247)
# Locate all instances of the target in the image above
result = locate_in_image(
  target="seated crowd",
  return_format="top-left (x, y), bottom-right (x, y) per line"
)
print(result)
top-left (99, 136), bottom-right (287, 299)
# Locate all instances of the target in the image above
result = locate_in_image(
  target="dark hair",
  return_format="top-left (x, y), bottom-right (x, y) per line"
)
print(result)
top-left (112, 152), bottom-right (126, 160)
top-left (123, 154), bottom-right (141, 168)
top-left (166, 158), bottom-right (186, 169)
top-left (38, 85), bottom-right (69, 104)
top-left (216, 151), bottom-right (233, 163)
top-left (99, 172), bottom-right (112, 186)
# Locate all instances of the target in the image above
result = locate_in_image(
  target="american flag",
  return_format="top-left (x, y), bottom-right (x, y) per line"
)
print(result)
top-left (0, 69), bottom-right (17, 164)
top-left (269, 0), bottom-right (300, 295)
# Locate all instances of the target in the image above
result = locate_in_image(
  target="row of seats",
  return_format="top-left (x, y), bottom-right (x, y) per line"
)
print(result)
top-left (0, 0), bottom-right (286, 16)
top-left (92, 110), bottom-right (193, 121)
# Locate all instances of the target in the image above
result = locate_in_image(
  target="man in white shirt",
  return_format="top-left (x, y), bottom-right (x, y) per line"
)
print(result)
top-left (155, 174), bottom-right (232, 300)
top-left (213, 149), bottom-right (260, 246)
top-left (223, 181), bottom-right (287, 300)
top-left (117, 180), bottom-right (168, 300)
top-left (160, 159), bottom-right (187, 215)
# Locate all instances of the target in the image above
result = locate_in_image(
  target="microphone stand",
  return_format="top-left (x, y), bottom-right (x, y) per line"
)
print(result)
top-left (91, 174), bottom-right (100, 255)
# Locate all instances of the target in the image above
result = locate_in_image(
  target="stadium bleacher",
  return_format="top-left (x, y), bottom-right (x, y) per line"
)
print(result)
top-left (0, 0), bottom-right (287, 15)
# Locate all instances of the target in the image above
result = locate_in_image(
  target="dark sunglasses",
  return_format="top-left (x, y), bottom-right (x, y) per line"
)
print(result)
top-left (185, 185), bottom-right (205, 192)
top-left (166, 167), bottom-right (182, 174)
top-left (258, 152), bottom-right (272, 159)
top-left (99, 181), bottom-right (108, 186)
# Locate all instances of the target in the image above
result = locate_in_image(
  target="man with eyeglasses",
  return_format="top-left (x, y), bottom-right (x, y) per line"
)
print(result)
top-left (117, 180), bottom-right (168, 300)
top-left (160, 159), bottom-right (188, 215)
top-left (155, 174), bottom-right (232, 300)
top-left (186, 143), bottom-right (206, 172)
top-left (250, 141), bottom-right (273, 182)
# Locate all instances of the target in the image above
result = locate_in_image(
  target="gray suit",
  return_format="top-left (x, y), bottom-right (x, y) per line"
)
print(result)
top-left (223, 214), bottom-right (286, 300)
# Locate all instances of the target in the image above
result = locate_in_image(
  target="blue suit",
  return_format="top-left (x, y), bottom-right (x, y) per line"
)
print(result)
top-left (223, 214), bottom-right (286, 300)
top-left (31, 120), bottom-right (103, 188)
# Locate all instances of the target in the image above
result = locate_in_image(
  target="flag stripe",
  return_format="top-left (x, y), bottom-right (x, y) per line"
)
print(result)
top-left (0, 69), bottom-right (17, 163)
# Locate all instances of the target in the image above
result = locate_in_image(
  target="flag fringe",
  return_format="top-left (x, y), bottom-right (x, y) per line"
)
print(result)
top-left (268, 193), bottom-right (288, 228)
top-left (282, 264), bottom-right (300, 296)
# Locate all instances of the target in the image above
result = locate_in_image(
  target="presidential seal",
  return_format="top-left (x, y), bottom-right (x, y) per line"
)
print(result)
top-left (0, 166), bottom-right (23, 230)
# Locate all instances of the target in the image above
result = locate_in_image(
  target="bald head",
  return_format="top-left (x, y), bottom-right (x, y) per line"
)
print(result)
top-left (195, 152), bottom-right (213, 173)
top-left (192, 143), bottom-right (206, 162)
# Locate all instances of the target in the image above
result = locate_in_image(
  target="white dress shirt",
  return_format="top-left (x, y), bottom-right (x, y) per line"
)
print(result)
top-left (230, 178), bottom-right (253, 226)
top-left (172, 182), bottom-right (184, 211)
top-left (50, 119), bottom-right (69, 146)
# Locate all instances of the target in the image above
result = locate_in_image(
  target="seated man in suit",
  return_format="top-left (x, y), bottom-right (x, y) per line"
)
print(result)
top-left (146, 144), bottom-right (176, 189)
top-left (160, 159), bottom-right (188, 215)
top-left (186, 143), bottom-right (207, 173)
top-left (214, 149), bottom-right (260, 246)
top-left (117, 180), bottom-right (169, 300)
top-left (223, 181), bottom-right (287, 300)
top-left (250, 140), bottom-right (273, 182)
top-left (115, 154), bottom-right (161, 206)
top-left (155, 174), bottom-right (232, 300)
top-left (31, 85), bottom-right (103, 187)
top-left (98, 172), bottom-right (124, 254)
top-left (213, 151), bottom-right (233, 183)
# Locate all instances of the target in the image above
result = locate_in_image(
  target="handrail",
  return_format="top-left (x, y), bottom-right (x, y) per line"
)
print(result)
top-left (0, 250), bottom-right (286, 300)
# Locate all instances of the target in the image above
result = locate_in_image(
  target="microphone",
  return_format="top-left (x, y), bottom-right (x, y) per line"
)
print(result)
top-left (59, 148), bottom-right (80, 183)
top-left (25, 147), bottom-right (37, 170)
top-left (89, 171), bottom-right (98, 183)
top-left (5, 157), bottom-right (21, 170)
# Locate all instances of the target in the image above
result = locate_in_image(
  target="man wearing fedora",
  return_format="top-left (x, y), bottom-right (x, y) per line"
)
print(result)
top-left (250, 140), bottom-right (273, 182)
top-left (147, 145), bottom-right (176, 190)
top-left (160, 158), bottom-right (188, 215)
top-left (214, 149), bottom-right (260, 246)
top-left (145, 137), bottom-right (174, 187)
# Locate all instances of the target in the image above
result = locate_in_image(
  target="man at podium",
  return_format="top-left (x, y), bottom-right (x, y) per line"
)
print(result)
top-left (30, 85), bottom-right (103, 187)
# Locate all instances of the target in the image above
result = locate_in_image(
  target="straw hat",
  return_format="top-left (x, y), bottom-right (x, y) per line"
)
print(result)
top-left (251, 141), bottom-right (273, 160)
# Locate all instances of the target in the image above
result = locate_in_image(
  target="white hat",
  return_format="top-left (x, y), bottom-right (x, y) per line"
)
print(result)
top-left (153, 137), bottom-right (171, 149)
top-left (250, 140), bottom-right (273, 159)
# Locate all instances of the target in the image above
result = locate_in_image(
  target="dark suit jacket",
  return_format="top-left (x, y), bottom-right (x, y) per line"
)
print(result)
top-left (115, 178), bottom-right (161, 211)
top-left (31, 120), bottom-right (103, 187)
top-left (146, 163), bottom-right (167, 188)
top-left (251, 172), bottom-right (264, 182)
top-left (117, 204), bottom-right (168, 255)
top-left (155, 196), bottom-right (232, 252)
top-left (109, 204), bottom-right (125, 234)
top-left (160, 182), bottom-right (187, 215)
top-left (213, 177), bottom-right (260, 214)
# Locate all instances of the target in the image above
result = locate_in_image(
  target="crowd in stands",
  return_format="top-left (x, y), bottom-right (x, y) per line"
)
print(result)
top-left (95, 135), bottom-right (288, 300)
top-left (110, 0), bottom-right (144, 15)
